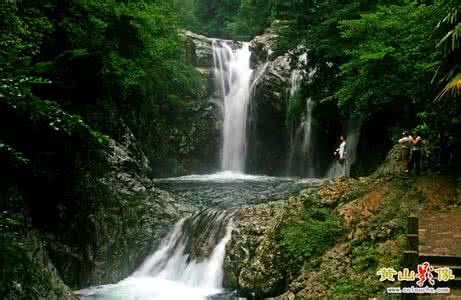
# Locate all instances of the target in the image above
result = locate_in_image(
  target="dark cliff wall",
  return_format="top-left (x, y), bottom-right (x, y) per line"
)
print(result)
top-left (0, 99), bottom-right (189, 291)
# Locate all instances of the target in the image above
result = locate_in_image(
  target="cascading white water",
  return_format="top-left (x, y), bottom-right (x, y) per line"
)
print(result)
top-left (212, 40), bottom-right (254, 173)
top-left (289, 65), bottom-right (304, 100)
top-left (301, 98), bottom-right (315, 176)
top-left (133, 210), bottom-right (234, 289)
top-left (287, 51), bottom-right (317, 177)
top-left (78, 210), bottom-right (235, 300)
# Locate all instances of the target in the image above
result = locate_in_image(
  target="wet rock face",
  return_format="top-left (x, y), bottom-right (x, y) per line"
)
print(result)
top-left (46, 125), bottom-right (192, 288)
top-left (276, 243), bottom-right (352, 300)
top-left (249, 21), bottom-right (292, 112)
top-left (223, 203), bottom-right (288, 296)
top-left (249, 20), bottom-right (289, 68)
top-left (253, 54), bottom-right (291, 109)
top-left (182, 30), bottom-right (214, 68)
top-left (249, 27), bottom-right (277, 68)
top-left (177, 209), bottom-right (237, 261)
top-left (245, 23), bottom-right (294, 175)
top-left (181, 30), bottom-right (242, 70)
top-left (245, 53), bottom-right (291, 174)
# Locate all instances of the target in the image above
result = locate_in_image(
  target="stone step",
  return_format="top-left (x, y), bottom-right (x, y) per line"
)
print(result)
top-left (432, 278), bottom-right (461, 288)
top-left (419, 255), bottom-right (461, 267)
top-left (417, 255), bottom-right (461, 290)
top-left (431, 265), bottom-right (461, 277)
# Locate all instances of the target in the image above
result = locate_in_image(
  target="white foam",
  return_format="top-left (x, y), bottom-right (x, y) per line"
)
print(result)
top-left (213, 41), bottom-right (254, 172)
top-left (78, 211), bottom-right (235, 300)
top-left (78, 277), bottom-right (220, 300)
top-left (155, 171), bottom-right (298, 182)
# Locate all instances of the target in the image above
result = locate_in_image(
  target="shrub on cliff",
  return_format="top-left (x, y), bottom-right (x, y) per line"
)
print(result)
top-left (278, 207), bottom-right (346, 259)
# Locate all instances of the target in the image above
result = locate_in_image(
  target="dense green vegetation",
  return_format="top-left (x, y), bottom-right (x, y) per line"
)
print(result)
top-left (0, 0), bottom-right (208, 177)
top-left (279, 207), bottom-right (345, 259)
top-left (278, 0), bottom-right (460, 159)
top-left (434, 0), bottom-right (461, 101)
top-left (175, 0), bottom-right (273, 39)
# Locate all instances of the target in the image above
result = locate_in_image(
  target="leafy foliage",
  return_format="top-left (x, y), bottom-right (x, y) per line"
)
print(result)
top-left (0, 1), bottom-right (109, 147)
top-left (279, 207), bottom-right (346, 259)
top-left (333, 276), bottom-right (383, 297)
top-left (176, 0), bottom-right (274, 39)
top-left (434, 0), bottom-right (461, 101)
top-left (273, 0), bottom-right (460, 171)
top-left (0, 0), bottom-right (209, 176)
top-left (228, 0), bottom-right (274, 40)
top-left (0, 2), bottom-right (52, 65)
top-left (337, 2), bottom-right (439, 115)
top-left (0, 73), bottom-right (109, 144)
top-left (0, 144), bottom-right (29, 165)
top-left (57, 0), bottom-right (204, 100)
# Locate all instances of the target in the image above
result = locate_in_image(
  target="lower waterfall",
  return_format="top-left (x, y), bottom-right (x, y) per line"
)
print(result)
top-left (78, 209), bottom-right (236, 300)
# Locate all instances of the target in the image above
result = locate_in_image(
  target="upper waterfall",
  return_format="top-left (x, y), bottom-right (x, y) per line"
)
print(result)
top-left (212, 40), bottom-right (254, 173)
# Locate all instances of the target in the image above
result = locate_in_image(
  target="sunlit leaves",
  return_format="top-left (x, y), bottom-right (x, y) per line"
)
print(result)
top-left (337, 2), bottom-right (438, 114)
top-left (434, 0), bottom-right (461, 101)
top-left (0, 2), bottom-right (52, 63)
top-left (436, 72), bottom-right (461, 101)
top-left (0, 144), bottom-right (29, 165)
top-left (0, 75), bottom-right (109, 145)
top-left (0, 76), bottom-right (51, 100)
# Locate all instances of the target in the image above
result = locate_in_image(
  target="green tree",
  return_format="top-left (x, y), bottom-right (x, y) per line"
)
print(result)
top-left (337, 2), bottom-right (439, 115)
top-left (434, 0), bottom-right (461, 101)
top-left (228, 0), bottom-right (274, 40)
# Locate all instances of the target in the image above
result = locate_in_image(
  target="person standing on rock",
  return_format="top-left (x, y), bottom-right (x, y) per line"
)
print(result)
top-left (399, 131), bottom-right (412, 174)
top-left (409, 130), bottom-right (423, 175)
top-left (334, 135), bottom-right (348, 177)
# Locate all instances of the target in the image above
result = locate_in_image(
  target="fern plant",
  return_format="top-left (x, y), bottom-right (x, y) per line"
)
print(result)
top-left (434, 0), bottom-right (461, 101)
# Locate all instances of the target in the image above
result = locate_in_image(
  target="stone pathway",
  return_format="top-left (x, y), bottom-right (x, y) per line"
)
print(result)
top-left (418, 210), bottom-right (461, 298)
top-left (419, 210), bottom-right (461, 257)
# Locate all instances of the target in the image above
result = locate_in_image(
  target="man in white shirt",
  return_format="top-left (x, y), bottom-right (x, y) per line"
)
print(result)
top-left (334, 135), bottom-right (348, 177)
